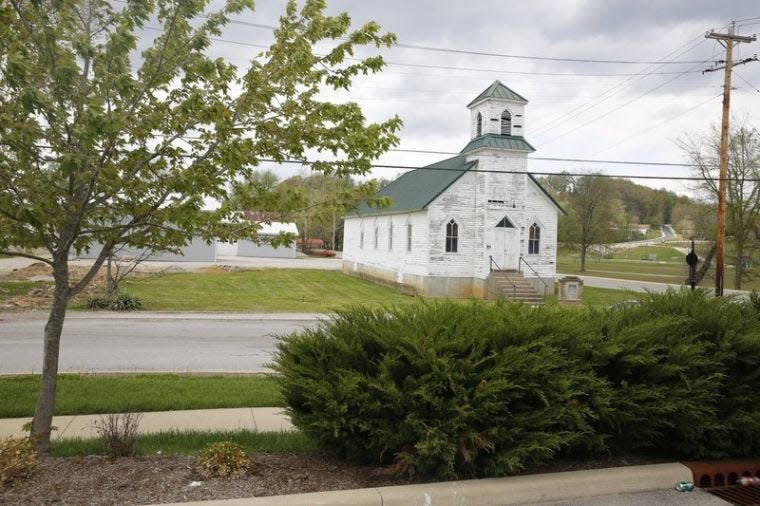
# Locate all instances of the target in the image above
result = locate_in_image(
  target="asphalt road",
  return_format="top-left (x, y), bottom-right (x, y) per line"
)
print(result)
top-left (0, 312), bottom-right (320, 374)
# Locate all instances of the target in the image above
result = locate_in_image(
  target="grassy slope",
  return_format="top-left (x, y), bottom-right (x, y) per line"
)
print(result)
top-left (0, 374), bottom-right (284, 418)
top-left (117, 269), bottom-right (415, 312)
top-left (0, 280), bottom-right (50, 301)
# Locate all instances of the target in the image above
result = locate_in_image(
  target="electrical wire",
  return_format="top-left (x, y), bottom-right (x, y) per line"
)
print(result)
top-left (531, 35), bottom-right (709, 135)
top-left (146, 135), bottom-right (700, 168)
top-left (180, 12), bottom-right (710, 65)
top-left (591, 93), bottom-right (722, 156)
top-left (536, 58), bottom-right (712, 148)
top-left (733, 71), bottom-right (760, 93)
top-left (141, 27), bottom-right (707, 78)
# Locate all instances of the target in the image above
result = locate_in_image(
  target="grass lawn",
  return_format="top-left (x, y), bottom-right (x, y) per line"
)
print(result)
top-left (558, 245), bottom-right (689, 284)
top-left (112, 269), bottom-right (415, 312)
top-left (580, 287), bottom-right (642, 307)
top-left (0, 280), bottom-right (50, 301)
top-left (0, 374), bottom-right (284, 418)
top-left (51, 430), bottom-right (316, 457)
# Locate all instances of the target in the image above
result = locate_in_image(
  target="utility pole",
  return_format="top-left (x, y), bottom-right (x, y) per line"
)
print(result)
top-left (704, 22), bottom-right (757, 296)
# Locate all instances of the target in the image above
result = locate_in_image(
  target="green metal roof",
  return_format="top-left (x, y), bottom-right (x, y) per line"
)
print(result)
top-left (356, 155), bottom-right (477, 216)
top-left (467, 80), bottom-right (528, 107)
top-left (460, 133), bottom-right (535, 154)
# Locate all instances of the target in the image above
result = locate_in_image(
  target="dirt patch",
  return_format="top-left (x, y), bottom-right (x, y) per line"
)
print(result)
top-left (5, 262), bottom-right (54, 280)
top-left (0, 453), bottom-right (421, 505)
top-left (197, 265), bottom-right (238, 274)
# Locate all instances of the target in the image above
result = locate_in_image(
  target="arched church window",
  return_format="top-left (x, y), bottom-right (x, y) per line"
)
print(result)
top-left (528, 223), bottom-right (540, 254)
top-left (501, 109), bottom-right (512, 136)
top-left (476, 112), bottom-right (482, 137)
top-left (445, 219), bottom-right (458, 253)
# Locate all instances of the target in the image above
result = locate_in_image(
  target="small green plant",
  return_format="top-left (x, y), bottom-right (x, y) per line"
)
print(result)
top-left (85, 293), bottom-right (143, 311)
top-left (85, 295), bottom-right (112, 310)
top-left (93, 413), bottom-right (142, 457)
top-left (196, 441), bottom-right (251, 478)
top-left (0, 437), bottom-right (37, 486)
top-left (110, 293), bottom-right (144, 311)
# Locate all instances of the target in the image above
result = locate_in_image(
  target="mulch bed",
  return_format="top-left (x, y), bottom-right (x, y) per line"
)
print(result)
top-left (0, 452), bottom-right (673, 505)
top-left (0, 453), bottom-right (422, 505)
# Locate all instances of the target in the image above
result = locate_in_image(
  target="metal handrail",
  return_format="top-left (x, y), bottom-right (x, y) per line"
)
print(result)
top-left (518, 256), bottom-right (548, 299)
top-left (489, 255), bottom-right (516, 301)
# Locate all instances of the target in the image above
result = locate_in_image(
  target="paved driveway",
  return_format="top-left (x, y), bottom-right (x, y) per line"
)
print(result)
top-left (0, 312), bottom-right (321, 374)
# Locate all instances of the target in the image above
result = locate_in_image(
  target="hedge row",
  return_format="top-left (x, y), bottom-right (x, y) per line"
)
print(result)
top-left (273, 290), bottom-right (760, 479)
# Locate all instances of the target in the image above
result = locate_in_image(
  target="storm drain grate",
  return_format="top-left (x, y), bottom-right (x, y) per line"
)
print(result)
top-left (703, 486), bottom-right (760, 505)
top-left (682, 460), bottom-right (760, 506)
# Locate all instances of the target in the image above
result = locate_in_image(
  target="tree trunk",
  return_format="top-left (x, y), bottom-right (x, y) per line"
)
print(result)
top-left (106, 254), bottom-right (116, 295)
top-left (734, 237), bottom-right (744, 290)
top-left (580, 244), bottom-right (587, 272)
top-left (694, 244), bottom-right (716, 285)
top-left (31, 262), bottom-right (70, 453)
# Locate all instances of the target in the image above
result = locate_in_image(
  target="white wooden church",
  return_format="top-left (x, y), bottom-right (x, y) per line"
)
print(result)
top-left (342, 81), bottom-right (564, 300)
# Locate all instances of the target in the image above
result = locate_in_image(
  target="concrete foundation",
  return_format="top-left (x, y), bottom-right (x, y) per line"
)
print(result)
top-left (343, 261), bottom-right (488, 298)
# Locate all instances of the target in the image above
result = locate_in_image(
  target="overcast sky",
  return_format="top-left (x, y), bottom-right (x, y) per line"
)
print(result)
top-left (192, 0), bottom-right (760, 196)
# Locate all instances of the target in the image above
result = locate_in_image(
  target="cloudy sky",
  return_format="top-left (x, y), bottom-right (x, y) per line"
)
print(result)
top-left (192, 0), bottom-right (760, 196)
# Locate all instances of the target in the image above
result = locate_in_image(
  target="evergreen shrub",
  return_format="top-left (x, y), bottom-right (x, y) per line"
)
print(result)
top-left (595, 289), bottom-right (760, 458)
top-left (274, 301), bottom-right (611, 478)
top-left (274, 291), bottom-right (760, 478)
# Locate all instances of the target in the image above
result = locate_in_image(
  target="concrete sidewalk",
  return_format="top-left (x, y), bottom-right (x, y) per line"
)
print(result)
top-left (0, 407), bottom-right (294, 440)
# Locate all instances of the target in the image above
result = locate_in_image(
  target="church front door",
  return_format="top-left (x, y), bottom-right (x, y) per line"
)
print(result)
top-left (493, 216), bottom-right (519, 270)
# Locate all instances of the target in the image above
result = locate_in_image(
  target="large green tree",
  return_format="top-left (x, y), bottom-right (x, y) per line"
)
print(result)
top-left (558, 174), bottom-right (620, 272)
top-left (680, 124), bottom-right (760, 289)
top-left (0, 0), bottom-right (401, 451)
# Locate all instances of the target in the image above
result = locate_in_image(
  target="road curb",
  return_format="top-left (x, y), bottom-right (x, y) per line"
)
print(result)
top-left (159, 462), bottom-right (694, 506)
top-left (0, 310), bottom-right (328, 321)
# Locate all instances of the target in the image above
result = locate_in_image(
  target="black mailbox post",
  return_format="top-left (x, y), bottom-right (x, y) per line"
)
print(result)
top-left (686, 240), bottom-right (699, 291)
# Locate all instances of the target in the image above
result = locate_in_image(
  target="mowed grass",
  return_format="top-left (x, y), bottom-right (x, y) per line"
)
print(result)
top-left (580, 287), bottom-right (642, 307)
top-left (558, 245), bottom-right (689, 283)
top-left (51, 430), bottom-right (316, 457)
top-left (0, 374), bottom-right (284, 418)
top-left (118, 269), bottom-right (414, 312)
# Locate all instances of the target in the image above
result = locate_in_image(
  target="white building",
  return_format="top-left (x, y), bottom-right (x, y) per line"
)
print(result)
top-left (342, 81), bottom-right (564, 299)
top-left (234, 222), bottom-right (299, 258)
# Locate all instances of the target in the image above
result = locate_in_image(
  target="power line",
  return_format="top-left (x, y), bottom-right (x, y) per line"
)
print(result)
top-left (734, 15), bottom-right (760, 23)
top-left (254, 159), bottom-right (727, 181)
top-left (537, 57), bottom-right (712, 147)
top-left (386, 148), bottom-right (698, 168)
top-left (146, 134), bottom-right (701, 168)
top-left (591, 93), bottom-right (722, 156)
top-left (128, 2), bottom-right (719, 66)
top-left (142, 27), bottom-right (706, 78)
top-left (531, 35), bottom-right (709, 135)
top-left (734, 70), bottom-right (760, 93)
top-left (153, 136), bottom-right (700, 167)
top-left (208, 15), bottom-right (709, 65)
top-left (30, 142), bottom-right (710, 175)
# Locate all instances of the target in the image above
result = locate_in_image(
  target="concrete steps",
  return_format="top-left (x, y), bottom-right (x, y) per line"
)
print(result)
top-left (489, 270), bottom-right (546, 304)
